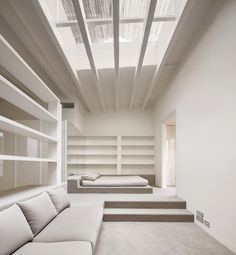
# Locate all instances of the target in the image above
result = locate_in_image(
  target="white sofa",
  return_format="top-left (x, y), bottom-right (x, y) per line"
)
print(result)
top-left (0, 187), bottom-right (103, 255)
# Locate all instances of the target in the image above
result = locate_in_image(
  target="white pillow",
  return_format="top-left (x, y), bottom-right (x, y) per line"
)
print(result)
top-left (47, 187), bottom-right (70, 213)
top-left (82, 172), bottom-right (101, 181)
top-left (17, 192), bottom-right (57, 235)
top-left (0, 204), bottom-right (33, 255)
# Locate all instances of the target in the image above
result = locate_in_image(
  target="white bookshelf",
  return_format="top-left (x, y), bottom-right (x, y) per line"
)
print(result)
top-left (121, 136), bottom-right (155, 175)
top-left (0, 35), bottom-right (62, 189)
top-left (67, 135), bottom-right (155, 175)
top-left (67, 136), bottom-right (117, 175)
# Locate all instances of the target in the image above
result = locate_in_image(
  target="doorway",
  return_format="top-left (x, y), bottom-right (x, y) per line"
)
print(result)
top-left (162, 112), bottom-right (176, 187)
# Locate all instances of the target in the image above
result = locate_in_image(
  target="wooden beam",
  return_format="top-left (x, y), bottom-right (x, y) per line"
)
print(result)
top-left (113, 0), bottom-right (119, 111)
top-left (71, 0), bottom-right (105, 111)
top-left (129, 0), bottom-right (158, 110)
top-left (142, 0), bottom-right (190, 110)
top-left (56, 15), bottom-right (176, 28)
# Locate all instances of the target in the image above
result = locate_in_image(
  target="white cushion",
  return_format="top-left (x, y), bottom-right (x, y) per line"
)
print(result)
top-left (82, 175), bottom-right (149, 187)
top-left (13, 241), bottom-right (92, 255)
top-left (17, 192), bottom-right (57, 235)
top-left (0, 204), bottom-right (33, 255)
top-left (47, 188), bottom-right (70, 213)
top-left (82, 172), bottom-right (100, 181)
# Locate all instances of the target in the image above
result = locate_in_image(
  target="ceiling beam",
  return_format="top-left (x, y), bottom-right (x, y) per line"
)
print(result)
top-left (142, 0), bottom-right (190, 110)
top-left (129, 0), bottom-right (158, 110)
top-left (56, 15), bottom-right (176, 28)
top-left (71, 0), bottom-right (105, 111)
top-left (112, 0), bottom-right (119, 111)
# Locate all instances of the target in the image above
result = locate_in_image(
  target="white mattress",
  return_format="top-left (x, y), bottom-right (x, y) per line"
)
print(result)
top-left (81, 176), bottom-right (149, 187)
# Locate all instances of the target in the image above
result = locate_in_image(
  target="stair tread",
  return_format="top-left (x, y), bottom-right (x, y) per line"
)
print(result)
top-left (104, 196), bottom-right (184, 202)
top-left (105, 200), bottom-right (185, 203)
top-left (104, 208), bottom-right (193, 215)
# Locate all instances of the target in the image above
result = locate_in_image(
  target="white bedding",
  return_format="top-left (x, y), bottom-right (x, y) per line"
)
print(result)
top-left (81, 176), bottom-right (149, 187)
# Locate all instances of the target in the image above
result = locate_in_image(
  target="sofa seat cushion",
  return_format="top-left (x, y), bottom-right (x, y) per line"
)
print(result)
top-left (13, 241), bottom-right (92, 255)
top-left (17, 192), bottom-right (57, 235)
top-left (0, 204), bottom-right (33, 255)
top-left (33, 205), bottom-right (103, 249)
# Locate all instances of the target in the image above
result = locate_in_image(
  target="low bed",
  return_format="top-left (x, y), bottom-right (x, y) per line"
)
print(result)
top-left (67, 175), bottom-right (153, 194)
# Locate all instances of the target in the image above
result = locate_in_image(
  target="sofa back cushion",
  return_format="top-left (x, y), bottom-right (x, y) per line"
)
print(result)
top-left (17, 192), bottom-right (57, 235)
top-left (47, 187), bottom-right (70, 213)
top-left (0, 204), bottom-right (33, 255)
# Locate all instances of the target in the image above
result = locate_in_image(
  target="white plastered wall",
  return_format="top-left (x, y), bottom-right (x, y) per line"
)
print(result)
top-left (153, 0), bottom-right (236, 252)
top-left (84, 109), bottom-right (154, 136)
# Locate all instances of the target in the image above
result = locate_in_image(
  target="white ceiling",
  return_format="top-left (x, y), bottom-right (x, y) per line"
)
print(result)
top-left (0, 0), bottom-right (214, 113)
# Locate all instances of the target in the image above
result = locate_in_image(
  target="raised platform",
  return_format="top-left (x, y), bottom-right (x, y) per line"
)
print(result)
top-left (68, 186), bottom-right (153, 194)
top-left (68, 178), bottom-right (153, 194)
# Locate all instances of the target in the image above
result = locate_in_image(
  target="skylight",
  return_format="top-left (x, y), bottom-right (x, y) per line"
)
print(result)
top-left (40, 0), bottom-right (187, 111)
top-left (56, 0), bottom-right (174, 44)
top-left (42, 0), bottom-right (181, 70)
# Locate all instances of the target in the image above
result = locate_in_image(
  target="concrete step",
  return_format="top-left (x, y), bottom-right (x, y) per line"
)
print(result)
top-left (105, 200), bottom-right (186, 209)
top-left (103, 208), bottom-right (194, 222)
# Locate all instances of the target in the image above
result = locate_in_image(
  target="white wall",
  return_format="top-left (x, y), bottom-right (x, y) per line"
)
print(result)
top-left (62, 99), bottom-right (85, 133)
top-left (84, 109), bottom-right (154, 136)
top-left (153, 0), bottom-right (236, 252)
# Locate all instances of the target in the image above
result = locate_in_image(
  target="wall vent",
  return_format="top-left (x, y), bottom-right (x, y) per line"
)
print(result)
top-left (61, 102), bottom-right (75, 108)
top-left (196, 215), bottom-right (204, 223)
top-left (196, 210), bottom-right (204, 218)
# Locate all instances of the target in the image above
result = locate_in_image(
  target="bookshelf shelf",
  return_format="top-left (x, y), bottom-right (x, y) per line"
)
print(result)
top-left (0, 155), bottom-right (56, 162)
top-left (0, 115), bottom-right (57, 143)
top-left (0, 35), bottom-right (59, 103)
top-left (0, 75), bottom-right (57, 122)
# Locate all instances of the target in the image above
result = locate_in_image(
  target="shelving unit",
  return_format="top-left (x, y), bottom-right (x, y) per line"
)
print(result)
top-left (0, 35), bottom-right (62, 190)
top-left (67, 135), bottom-right (155, 176)
top-left (121, 136), bottom-right (155, 175)
top-left (67, 136), bottom-right (117, 175)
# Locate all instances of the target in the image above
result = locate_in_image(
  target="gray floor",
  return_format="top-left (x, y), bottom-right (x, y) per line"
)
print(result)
top-left (69, 188), bottom-right (235, 255)
top-left (95, 222), bottom-right (234, 255)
